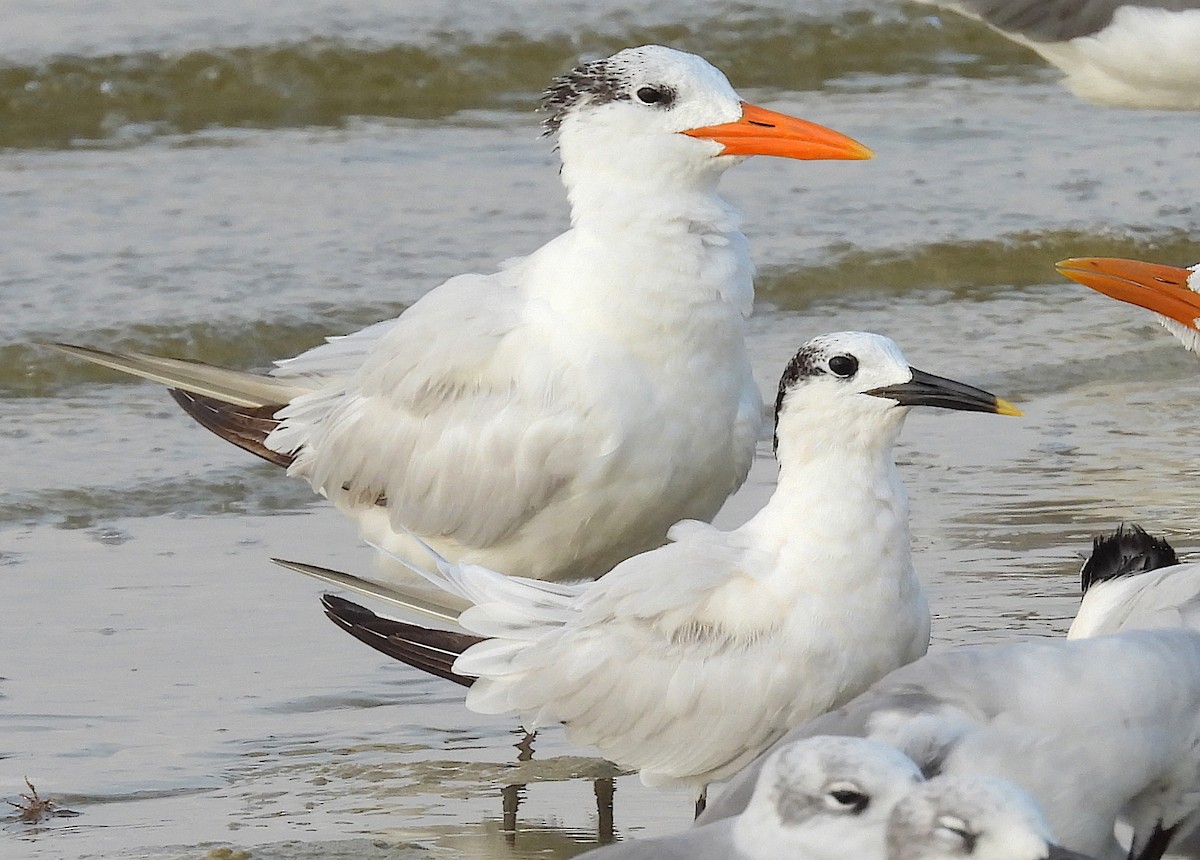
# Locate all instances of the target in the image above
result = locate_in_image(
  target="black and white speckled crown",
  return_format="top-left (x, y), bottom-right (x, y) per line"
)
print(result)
top-left (539, 55), bottom-right (634, 135)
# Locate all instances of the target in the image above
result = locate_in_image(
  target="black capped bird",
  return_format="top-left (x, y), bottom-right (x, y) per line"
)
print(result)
top-left (311, 332), bottom-right (1019, 792)
top-left (1068, 523), bottom-right (1196, 638)
top-left (1056, 259), bottom-right (1200, 639)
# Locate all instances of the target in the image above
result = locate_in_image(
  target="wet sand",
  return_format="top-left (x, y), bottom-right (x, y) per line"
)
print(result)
top-left (4, 1), bottom-right (1200, 856)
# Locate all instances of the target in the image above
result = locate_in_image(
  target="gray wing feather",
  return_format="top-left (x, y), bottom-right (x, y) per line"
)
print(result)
top-left (47, 343), bottom-right (309, 406)
top-left (703, 629), bottom-right (1200, 841)
top-left (920, 0), bottom-right (1200, 41)
top-left (270, 558), bottom-right (463, 625)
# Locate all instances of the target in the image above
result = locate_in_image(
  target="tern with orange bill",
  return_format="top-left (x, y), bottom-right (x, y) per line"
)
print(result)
top-left (1055, 259), bottom-right (1200, 644)
top-left (50, 45), bottom-right (872, 609)
top-left (1057, 256), bottom-right (1200, 352)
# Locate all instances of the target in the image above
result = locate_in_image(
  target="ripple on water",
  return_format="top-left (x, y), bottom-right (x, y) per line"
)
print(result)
top-left (3, 2), bottom-right (1200, 856)
top-left (0, 9), bottom-right (1035, 150)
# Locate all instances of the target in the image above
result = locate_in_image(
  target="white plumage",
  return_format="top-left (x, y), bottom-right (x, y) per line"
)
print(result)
top-left (1055, 259), bottom-right (1200, 643)
top-left (52, 45), bottom-right (873, 606)
top-left (574, 736), bottom-right (925, 860)
top-left (1069, 565), bottom-right (1200, 635)
top-left (1067, 524), bottom-right (1199, 638)
top-left (887, 775), bottom-right (1096, 860)
top-left (319, 332), bottom-right (1018, 789)
top-left (699, 627), bottom-right (1200, 860)
top-left (573, 741), bottom-right (1095, 860)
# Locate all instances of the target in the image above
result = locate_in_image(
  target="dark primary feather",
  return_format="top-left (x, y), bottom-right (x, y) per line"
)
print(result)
top-left (168, 388), bottom-right (293, 468)
top-left (1080, 523), bottom-right (1179, 594)
top-left (941, 0), bottom-right (1200, 42)
top-left (320, 594), bottom-right (483, 687)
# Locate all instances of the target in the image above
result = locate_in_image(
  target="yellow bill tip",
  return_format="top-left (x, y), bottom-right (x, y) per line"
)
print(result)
top-left (994, 397), bottom-right (1023, 418)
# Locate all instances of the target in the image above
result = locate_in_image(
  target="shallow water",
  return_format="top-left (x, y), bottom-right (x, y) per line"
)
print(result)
top-left (3, 0), bottom-right (1200, 857)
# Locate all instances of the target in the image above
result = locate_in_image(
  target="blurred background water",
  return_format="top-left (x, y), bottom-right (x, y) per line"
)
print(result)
top-left (3, 0), bottom-right (1199, 857)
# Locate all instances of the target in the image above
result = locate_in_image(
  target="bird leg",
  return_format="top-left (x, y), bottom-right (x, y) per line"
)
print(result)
top-left (1129, 821), bottom-right (1178, 860)
top-left (595, 777), bottom-right (615, 844)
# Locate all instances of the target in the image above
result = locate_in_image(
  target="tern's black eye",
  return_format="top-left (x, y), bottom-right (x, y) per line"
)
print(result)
top-left (636, 85), bottom-right (675, 107)
top-left (828, 354), bottom-right (858, 378)
top-left (826, 788), bottom-right (870, 814)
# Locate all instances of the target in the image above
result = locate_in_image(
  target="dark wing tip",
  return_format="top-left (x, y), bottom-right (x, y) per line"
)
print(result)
top-left (320, 593), bottom-right (382, 625)
top-left (320, 593), bottom-right (482, 688)
top-left (168, 388), bottom-right (293, 468)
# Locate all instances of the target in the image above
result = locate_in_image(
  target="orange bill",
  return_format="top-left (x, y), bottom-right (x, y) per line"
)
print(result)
top-left (1056, 257), bottom-right (1200, 330)
top-left (682, 101), bottom-right (874, 161)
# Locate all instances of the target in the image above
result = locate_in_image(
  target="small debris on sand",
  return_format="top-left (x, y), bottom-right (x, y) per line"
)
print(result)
top-left (5, 777), bottom-right (79, 824)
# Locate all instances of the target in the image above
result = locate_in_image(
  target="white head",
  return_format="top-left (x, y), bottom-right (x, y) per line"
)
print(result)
top-left (886, 775), bottom-right (1097, 860)
top-left (771, 332), bottom-right (1019, 464)
top-left (733, 736), bottom-right (925, 860)
top-left (1057, 258), bottom-right (1200, 355)
top-left (540, 45), bottom-right (871, 205)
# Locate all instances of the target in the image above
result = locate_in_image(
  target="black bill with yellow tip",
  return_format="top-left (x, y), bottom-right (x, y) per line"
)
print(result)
top-left (865, 367), bottom-right (1022, 416)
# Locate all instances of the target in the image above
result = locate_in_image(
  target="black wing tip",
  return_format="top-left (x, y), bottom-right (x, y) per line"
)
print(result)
top-left (167, 388), bottom-right (293, 468)
top-left (321, 592), bottom-right (383, 625)
top-left (319, 593), bottom-right (480, 688)
top-left (1081, 523), bottom-right (1179, 594)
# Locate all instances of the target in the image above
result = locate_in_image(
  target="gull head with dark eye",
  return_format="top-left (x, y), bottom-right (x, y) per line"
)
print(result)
top-left (539, 45), bottom-right (739, 138)
top-left (824, 783), bottom-right (871, 815)
top-left (773, 332), bottom-right (1020, 452)
top-left (762, 737), bottom-right (922, 833)
top-left (635, 84), bottom-right (676, 108)
top-left (772, 332), bottom-right (913, 443)
top-left (828, 354), bottom-right (859, 378)
top-left (934, 815), bottom-right (978, 854)
top-left (887, 776), bottom-right (1091, 860)
top-left (539, 45), bottom-right (873, 179)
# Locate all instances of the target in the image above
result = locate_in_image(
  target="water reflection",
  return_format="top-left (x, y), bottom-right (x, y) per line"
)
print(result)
top-left (498, 733), bottom-right (615, 850)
